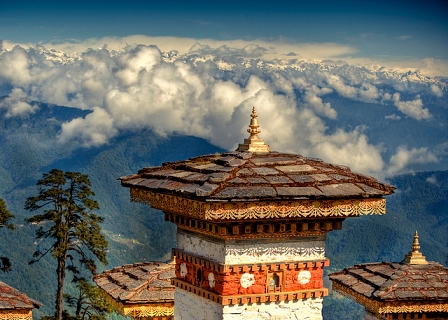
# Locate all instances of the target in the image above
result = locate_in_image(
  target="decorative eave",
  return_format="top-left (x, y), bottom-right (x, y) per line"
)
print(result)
top-left (0, 310), bottom-right (35, 320)
top-left (97, 291), bottom-right (174, 319)
top-left (130, 188), bottom-right (386, 221)
top-left (332, 281), bottom-right (448, 315)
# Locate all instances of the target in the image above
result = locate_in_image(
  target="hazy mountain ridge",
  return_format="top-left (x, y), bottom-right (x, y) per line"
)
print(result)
top-left (0, 101), bottom-right (447, 319)
top-left (33, 45), bottom-right (448, 90)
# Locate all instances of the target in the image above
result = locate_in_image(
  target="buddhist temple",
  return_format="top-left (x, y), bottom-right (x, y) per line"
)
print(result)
top-left (93, 262), bottom-right (175, 319)
top-left (119, 107), bottom-right (395, 319)
top-left (0, 280), bottom-right (41, 320)
top-left (329, 231), bottom-right (448, 320)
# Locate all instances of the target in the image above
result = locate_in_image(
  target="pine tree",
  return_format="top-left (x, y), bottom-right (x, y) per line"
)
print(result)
top-left (64, 279), bottom-right (114, 320)
top-left (0, 198), bottom-right (14, 272)
top-left (25, 169), bottom-right (108, 320)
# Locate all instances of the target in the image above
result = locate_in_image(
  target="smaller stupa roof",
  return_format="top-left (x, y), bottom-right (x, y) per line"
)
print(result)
top-left (0, 280), bottom-right (41, 310)
top-left (93, 262), bottom-right (175, 305)
top-left (121, 107), bottom-right (394, 202)
top-left (329, 232), bottom-right (448, 314)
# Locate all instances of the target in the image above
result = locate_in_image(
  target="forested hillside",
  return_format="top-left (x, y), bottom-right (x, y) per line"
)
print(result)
top-left (0, 101), bottom-right (446, 319)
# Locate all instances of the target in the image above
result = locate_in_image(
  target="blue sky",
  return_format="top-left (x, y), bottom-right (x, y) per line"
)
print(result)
top-left (0, 0), bottom-right (447, 178)
top-left (2, 0), bottom-right (447, 61)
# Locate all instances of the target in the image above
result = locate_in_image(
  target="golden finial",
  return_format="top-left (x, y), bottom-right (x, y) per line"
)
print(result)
top-left (402, 231), bottom-right (428, 265)
top-left (237, 107), bottom-right (270, 152)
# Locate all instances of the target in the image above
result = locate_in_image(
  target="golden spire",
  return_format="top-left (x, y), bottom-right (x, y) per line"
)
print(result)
top-left (237, 107), bottom-right (270, 152)
top-left (402, 231), bottom-right (428, 265)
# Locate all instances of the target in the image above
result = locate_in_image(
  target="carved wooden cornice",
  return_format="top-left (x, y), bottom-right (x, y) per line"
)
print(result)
top-left (0, 310), bottom-right (33, 320)
top-left (332, 282), bottom-right (448, 315)
top-left (173, 278), bottom-right (328, 306)
top-left (130, 188), bottom-right (386, 221)
top-left (98, 288), bottom-right (174, 319)
top-left (166, 211), bottom-right (343, 240)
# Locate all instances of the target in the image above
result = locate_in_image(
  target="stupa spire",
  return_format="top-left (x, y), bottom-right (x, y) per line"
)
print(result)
top-left (402, 231), bottom-right (428, 265)
top-left (236, 106), bottom-right (270, 152)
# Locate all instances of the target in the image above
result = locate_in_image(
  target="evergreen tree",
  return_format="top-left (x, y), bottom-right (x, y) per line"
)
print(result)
top-left (0, 198), bottom-right (14, 272)
top-left (25, 169), bottom-right (108, 320)
top-left (64, 279), bottom-right (114, 320)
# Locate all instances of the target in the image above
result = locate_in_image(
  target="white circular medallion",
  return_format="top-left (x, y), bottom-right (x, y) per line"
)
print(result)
top-left (208, 273), bottom-right (215, 288)
top-left (240, 273), bottom-right (255, 288)
top-left (298, 270), bottom-right (312, 284)
top-left (180, 263), bottom-right (187, 277)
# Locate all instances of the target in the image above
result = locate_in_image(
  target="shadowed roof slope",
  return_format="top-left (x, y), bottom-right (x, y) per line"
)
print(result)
top-left (330, 261), bottom-right (448, 302)
top-left (93, 262), bottom-right (175, 304)
top-left (120, 150), bottom-right (394, 202)
top-left (93, 262), bottom-right (175, 319)
top-left (329, 232), bottom-right (448, 315)
top-left (0, 280), bottom-right (41, 310)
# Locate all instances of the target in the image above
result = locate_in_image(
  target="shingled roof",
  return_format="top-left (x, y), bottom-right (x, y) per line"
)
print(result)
top-left (329, 232), bottom-right (448, 315)
top-left (120, 151), bottom-right (394, 202)
top-left (0, 280), bottom-right (41, 310)
top-left (93, 262), bottom-right (175, 305)
top-left (121, 107), bottom-right (394, 202)
top-left (330, 261), bottom-right (448, 302)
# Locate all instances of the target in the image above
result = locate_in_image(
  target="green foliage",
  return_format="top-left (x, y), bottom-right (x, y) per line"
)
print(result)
top-left (0, 198), bottom-right (14, 229)
top-left (24, 169), bottom-right (109, 320)
top-left (64, 279), bottom-right (114, 320)
top-left (0, 198), bottom-right (14, 272)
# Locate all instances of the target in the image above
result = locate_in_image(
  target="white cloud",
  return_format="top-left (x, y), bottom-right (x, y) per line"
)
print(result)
top-left (58, 107), bottom-right (117, 147)
top-left (0, 88), bottom-right (39, 118)
top-left (385, 114), bottom-right (401, 120)
top-left (430, 84), bottom-right (443, 97)
top-left (392, 93), bottom-right (431, 120)
top-left (4, 36), bottom-right (448, 77)
top-left (310, 127), bottom-right (385, 177)
top-left (0, 41), bottom-right (445, 177)
top-left (426, 175), bottom-right (438, 185)
top-left (386, 146), bottom-right (438, 176)
top-left (303, 86), bottom-right (337, 119)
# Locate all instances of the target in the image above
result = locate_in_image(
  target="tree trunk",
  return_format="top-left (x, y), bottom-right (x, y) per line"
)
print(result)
top-left (55, 257), bottom-right (66, 320)
top-left (75, 289), bottom-right (83, 318)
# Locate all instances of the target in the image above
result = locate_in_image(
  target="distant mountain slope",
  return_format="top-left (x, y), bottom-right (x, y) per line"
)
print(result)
top-left (0, 101), bottom-right (446, 319)
top-left (0, 102), bottom-right (223, 318)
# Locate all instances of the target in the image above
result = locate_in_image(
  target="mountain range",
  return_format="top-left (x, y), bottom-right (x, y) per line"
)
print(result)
top-left (0, 97), bottom-right (447, 319)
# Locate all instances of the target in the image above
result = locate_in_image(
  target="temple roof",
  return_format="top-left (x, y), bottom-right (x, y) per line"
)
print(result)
top-left (330, 261), bottom-right (448, 302)
top-left (329, 232), bottom-right (448, 304)
top-left (120, 151), bottom-right (394, 202)
top-left (93, 262), bottom-right (175, 304)
top-left (121, 107), bottom-right (394, 202)
top-left (0, 280), bottom-right (41, 310)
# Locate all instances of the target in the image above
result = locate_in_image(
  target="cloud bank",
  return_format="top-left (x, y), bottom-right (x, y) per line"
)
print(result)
top-left (0, 38), bottom-right (446, 178)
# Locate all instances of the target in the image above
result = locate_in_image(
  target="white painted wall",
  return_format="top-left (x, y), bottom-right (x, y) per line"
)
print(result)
top-left (174, 288), bottom-right (222, 320)
top-left (176, 232), bottom-right (326, 264)
top-left (223, 298), bottom-right (323, 320)
top-left (174, 287), bottom-right (323, 320)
